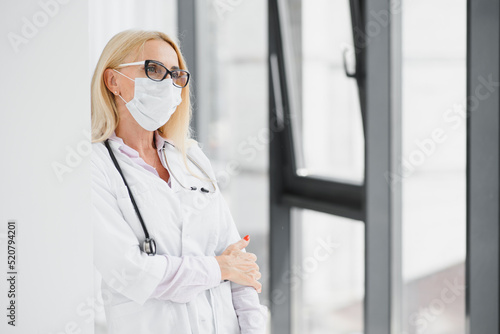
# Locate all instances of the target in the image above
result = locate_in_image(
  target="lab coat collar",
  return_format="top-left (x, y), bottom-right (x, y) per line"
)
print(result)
top-left (153, 131), bottom-right (176, 151)
top-left (107, 130), bottom-right (175, 156)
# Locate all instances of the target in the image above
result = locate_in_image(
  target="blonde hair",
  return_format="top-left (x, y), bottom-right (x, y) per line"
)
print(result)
top-left (91, 29), bottom-right (197, 170)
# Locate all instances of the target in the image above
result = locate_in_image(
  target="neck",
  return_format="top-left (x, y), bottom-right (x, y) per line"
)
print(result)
top-left (115, 121), bottom-right (156, 156)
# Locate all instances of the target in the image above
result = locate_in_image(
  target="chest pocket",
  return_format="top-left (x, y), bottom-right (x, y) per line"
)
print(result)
top-left (115, 182), bottom-right (160, 245)
top-left (164, 147), bottom-right (221, 255)
top-left (175, 184), bottom-right (220, 256)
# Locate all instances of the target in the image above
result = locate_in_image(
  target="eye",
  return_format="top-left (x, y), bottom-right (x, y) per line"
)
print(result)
top-left (146, 64), bottom-right (161, 74)
top-left (145, 63), bottom-right (167, 80)
top-left (171, 70), bottom-right (188, 79)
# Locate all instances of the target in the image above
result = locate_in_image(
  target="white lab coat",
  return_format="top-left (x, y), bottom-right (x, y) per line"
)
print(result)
top-left (91, 137), bottom-right (267, 334)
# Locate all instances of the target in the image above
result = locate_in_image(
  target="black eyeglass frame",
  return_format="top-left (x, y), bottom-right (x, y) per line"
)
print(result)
top-left (115, 59), bottom-right (191, 88)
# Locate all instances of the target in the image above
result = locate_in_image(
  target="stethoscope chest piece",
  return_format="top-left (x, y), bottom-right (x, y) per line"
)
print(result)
top-left (143, 238), bottom-right (157, 256)
top-left (104, 138), bottom-right (217, 258)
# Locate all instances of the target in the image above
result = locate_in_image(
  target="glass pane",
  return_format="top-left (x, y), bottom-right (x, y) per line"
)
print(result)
top-left (401, 1), bottom-right (466, 333)
top-left (280, 0), bottom-right (364, 183)
top-left (195, 0), bottom-right (271, 327)
top-left (292, 208), bottom-right (364, 334)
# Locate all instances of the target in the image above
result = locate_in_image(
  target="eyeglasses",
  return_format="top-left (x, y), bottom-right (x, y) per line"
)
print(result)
top-left (115, 60), bottom-right (190, 88)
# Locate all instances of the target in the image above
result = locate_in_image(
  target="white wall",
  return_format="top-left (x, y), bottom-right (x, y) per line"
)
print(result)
top-left (0, 0), bottom-right (93, 333)
top-left (89, 0), bottom-right (177, 71)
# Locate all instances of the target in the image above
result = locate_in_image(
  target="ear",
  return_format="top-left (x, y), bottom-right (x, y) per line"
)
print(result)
top-left (103, 68), bottom-right (119, 95)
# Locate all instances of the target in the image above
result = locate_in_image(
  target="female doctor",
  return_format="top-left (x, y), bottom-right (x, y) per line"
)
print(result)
top-left (90, 30), bottom-right (267, 333)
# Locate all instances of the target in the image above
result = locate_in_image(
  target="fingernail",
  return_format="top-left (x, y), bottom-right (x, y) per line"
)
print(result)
top-left (243, 235), bottom-right (250, 241)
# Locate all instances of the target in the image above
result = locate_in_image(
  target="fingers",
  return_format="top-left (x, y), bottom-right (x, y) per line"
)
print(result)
top-left (232, 235), bottom-right (250, 250)
top-left (247, 265), bottom-right (262, 292)
top-left (254, 281), bottom-right (262, 293)
top-left (239, 252), bottom-right (257, 262)
top-left (255, 271), bottom-right (262, 280)
top-left (230, 265), bottom-right (263, 293)
top-left (248, 253), bottom-right (257, 261)
top-left (222, 235), bottom-right (263, 293)
top-left (248, 269), bottom-right (262, 280)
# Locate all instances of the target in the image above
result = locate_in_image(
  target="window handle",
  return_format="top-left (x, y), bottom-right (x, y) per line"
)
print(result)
top-left (342, 47), bottom-right (357, 78)
top-left (270, 53), bottom-right (285, 131)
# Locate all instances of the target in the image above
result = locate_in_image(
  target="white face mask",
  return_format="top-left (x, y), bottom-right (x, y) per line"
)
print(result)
top-left (114, 70), bottom-right (182, 131)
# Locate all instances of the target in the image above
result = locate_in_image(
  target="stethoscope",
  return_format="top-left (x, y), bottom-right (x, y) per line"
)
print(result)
top-left (104, 138), bottom-right (217, 256)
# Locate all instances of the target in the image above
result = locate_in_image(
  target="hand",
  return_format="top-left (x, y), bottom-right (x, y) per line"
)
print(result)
top-left (215, 235), bottom-right (262, 293)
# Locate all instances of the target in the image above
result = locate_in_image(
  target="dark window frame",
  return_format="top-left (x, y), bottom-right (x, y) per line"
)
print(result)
top-left (177, 1), bottom-right (500, 332)
top-left (268, 0), bottom-right (399, 333)
top-left (466, 0), bottom-right (500, 332)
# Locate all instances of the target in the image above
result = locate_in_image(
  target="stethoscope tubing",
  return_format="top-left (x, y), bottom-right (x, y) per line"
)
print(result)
top-left (104, 139), bottom-right (151, 239)
top-left (103, 138), bottom-right (217, 256)
top-left (161, 141), bottom-right (217, 194)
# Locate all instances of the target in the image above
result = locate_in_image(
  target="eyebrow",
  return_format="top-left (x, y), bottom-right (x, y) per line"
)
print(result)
top-left (148, 60), bottom-right (180, 71)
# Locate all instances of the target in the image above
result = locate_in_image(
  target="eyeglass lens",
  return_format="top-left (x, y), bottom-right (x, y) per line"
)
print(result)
top-left (145, 61), bottom-right (190, 88)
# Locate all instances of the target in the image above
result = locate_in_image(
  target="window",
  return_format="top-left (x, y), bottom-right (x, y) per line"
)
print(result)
top-left (269, 0), bottom-right (368, 333)
top-left (291, 209), bottom-right (364, 334)
top-left (400, 1), bottom-right (466, 332)
top-left (277, 0), bottom-right (364, 184)
top-left (192, 0), bottom-right (271, 315)
top-left (296, 0), bottom-right (364, 183)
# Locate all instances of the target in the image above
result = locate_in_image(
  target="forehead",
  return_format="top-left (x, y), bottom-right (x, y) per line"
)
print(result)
top-left (129, 39), bottom-right (179, 68)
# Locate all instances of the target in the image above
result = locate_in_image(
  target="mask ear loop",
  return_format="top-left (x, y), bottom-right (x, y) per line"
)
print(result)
top-left (112, 69), bottom-right (134, 104)
top-left (117, 94), bottom-right (128, 104)
top-left (113, 69), bottom-right (135, 82)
